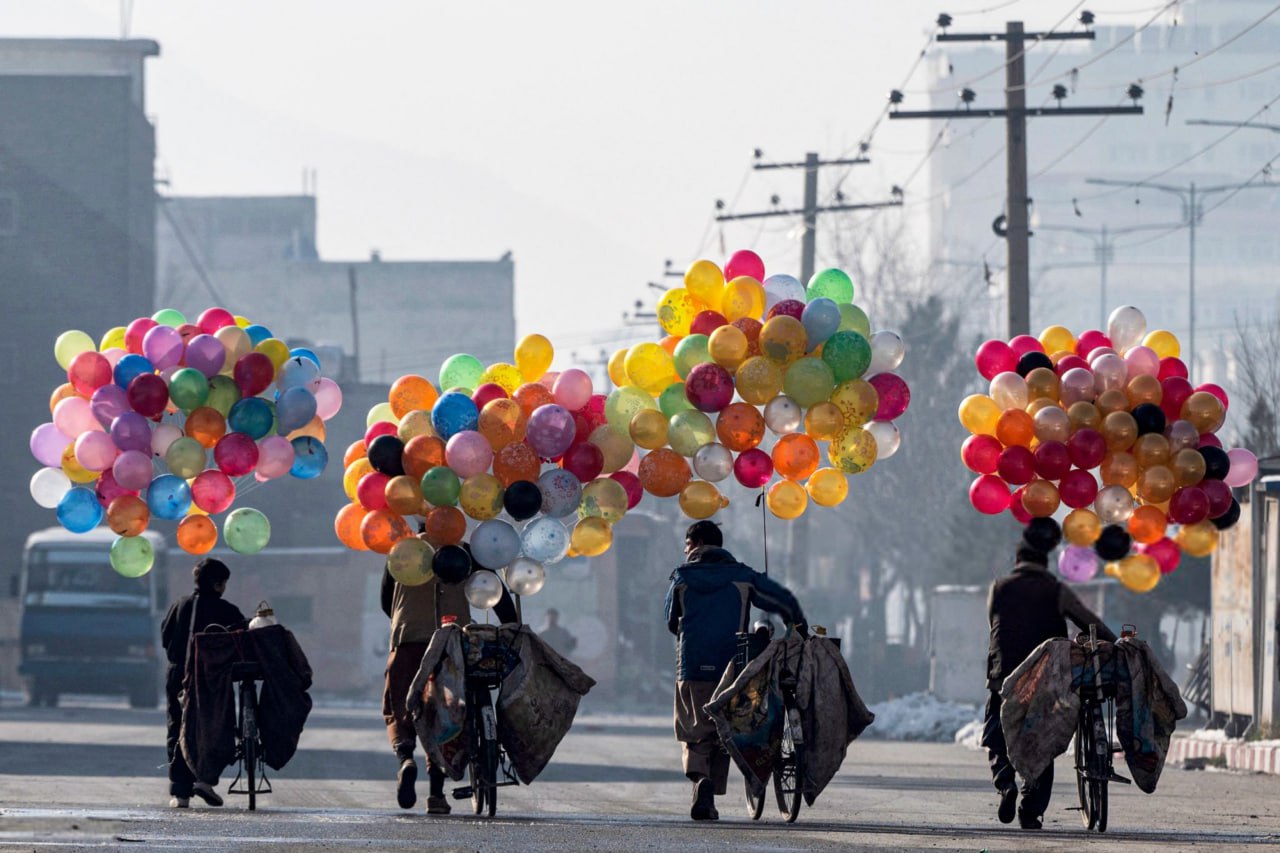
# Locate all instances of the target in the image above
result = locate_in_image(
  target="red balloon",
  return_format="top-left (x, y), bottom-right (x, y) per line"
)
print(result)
top-left (685, 363), bottom-right (734, 413)
top-left (690, 311), bottom-right (728, 337)
top-left (1059, 469), bottom-right (1099, 509)
top-left (191, 469), bottom-right (236, 513)
top-left (1144, 537), bottom-right (1181, 574)
top-left (1067, 428), bottom-right (1107, 470)
top-left (734, 448), bottom-right (774, 488)
top-left (997, 446), bottom-right (1036, 486)
top-left (126, 373), bottom-right (169, 418)
top-left (233, 352), bottom-right (275, 396)
top-left (213, 432), bottom-right (259, 476)
top-left (869, 373), bottom-right (910, 421)
top-left (1196, 383), bottom-right (1229, 411)
top-left (1168, 486), bottom-right (1209, 525)
top-left (197, 307), bottom-right (236, 336)
top-left (472, 383), bottom-right (508, 410)
top-left (365, 421), bottom-right (398, 446)
top-left (356, 471), bottom-right (390, 510)
top-left (1160, 377), bottom-right (1193, 423)
top-left (1075, 330), bottom-right (1111, 358)
top-left (970, 474), bottom-right (1011, 515)
top-left (766, 299), bottom-right (805, 322)
top-left (975, 339), bottom-right (1017, 381)
top-left (68, 351), bottom-right (113, 397)
top-left (1009, 335), bottom-right (1045, 358)
top-left (124, 317), bottom-right (157, 354)
top-left (1054, 354), bottom-right (1089, 376)
top-left (562, 441), bottom-right (604, 483)
top-left (962, 434), bottom-right (1003, 474)
top-left (95, 467), bottom-right (137, 506)
top-left (724, 249), bottom-right (765, 282)
top-left (176, 323), bottom-right (202, 345)
top-left (609, 470), bottom-right (643, 509)
top-left (1198, 433), bottom-right (1223, 450)
top-left (1033, 441), bottom-right (1072, 480)
top-left (1201, 478), bottom-right (1233, 518)
top-left (1157, 357), bottom-right (1188, 382)
top-left (1009, 485), bottom-right (1032, 524)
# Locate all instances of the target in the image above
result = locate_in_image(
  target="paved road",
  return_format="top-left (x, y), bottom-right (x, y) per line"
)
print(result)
top-left (1, 698), bottom-right (1278, 851)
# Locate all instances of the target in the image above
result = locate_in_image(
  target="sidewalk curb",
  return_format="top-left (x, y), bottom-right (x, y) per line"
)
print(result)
top-left (1170, 735), bottom-right (1280, 774)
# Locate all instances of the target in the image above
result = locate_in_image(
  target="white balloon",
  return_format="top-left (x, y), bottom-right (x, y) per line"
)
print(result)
top-left (470, 519), bottom-right (520, 569)
top-left (866, 330), bottom-right (905, 377)
top-left (693, 442), bottom-right (734, 482)
top-left (762, 274), bottom-right (805, 311)
top-left (1107, 305), bottom-right (1147, 354)
top-left (521, 516), bottom-right (570, 564)
top-left (989, 371), bottom-right (1029, 411)
top-left (764, 395), bottom-right (803, 435)
top-left (505, 557), bottom-right (546, 597)
top-left (151, 423), bottom-right (182, 458)
top-left (465, 570), bottom-right (505, 610)
top-left (29, 467), bottom-right (72, 509)
top-left (1094, 484), bottom-right (1135, 525)
top-left (867, 421), bottom-right (901, 460)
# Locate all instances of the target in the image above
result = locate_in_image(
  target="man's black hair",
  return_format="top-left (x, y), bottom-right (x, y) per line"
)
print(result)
top-left (1015, 544), bottom-right (1050, 566)
top-left (193, 558), bottom-right (231, 593)
top-left (685, 520), bottom-right (723, 549)
top-left (1021, 517), bottom-right (1062, 554)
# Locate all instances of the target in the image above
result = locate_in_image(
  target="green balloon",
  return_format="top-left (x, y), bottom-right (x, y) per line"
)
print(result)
top-left (151, 308), bottom-right (187, 327)
top-left (673, 335), bottom-right (711, 380)
top-left (439, 354), bottom-right (485, 393)
top-left (110, 535), bottom-right (154, 577)
top-left (421, 466), bottom-right (461, 506)
top-left (604, 386), bottom-right (658, 435)
top-left (806, 268), bottom-right (854, 304)
top-left (784, 357), bottom-right (837, 408)
top-left (667, 410), bottom-right (715, 457)
top-left (165, 437), bottom-right (207, 479)
top-left (658, 382), bottom-right (695, 418)
top-left (822, 331), bottom-right (872, 383)
top-left (205, 375), bottom-right (242, 417)
top-left (168, 367), bottom-right (210, 411)
top-left (838, 303), bottom-right (871, 337)
top-left (224, 507), bottom-right (271, 555)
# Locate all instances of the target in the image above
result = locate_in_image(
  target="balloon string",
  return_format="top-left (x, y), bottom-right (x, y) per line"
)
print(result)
top-left (755, 487), bottom-right (769, 576)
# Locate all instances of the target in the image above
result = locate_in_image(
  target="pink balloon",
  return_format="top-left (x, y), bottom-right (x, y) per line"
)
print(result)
top-left (1158, 357), bottom-right (1188, 381)
top-left (1143, 537), bottom-right (1181, 574)
top-left (357, 471), bottom-right (390, 510)
top-left (609, 470), bottom-right (643, 509)
top-left (1123, 345), bottom-right (1160, 379)
top-left (690, 311), bottom-right (728, 336)
top-left (313, 377), bottom-right (343, 420)
top-left (562, 442), bottom-right (604, 483)
top-left (869, 373), bottom-right (910, 421)
top-left (445, 430), bottom-right (495, 479)
top-left (142, 325), bottom-right (185, 371)
top-left (472, 383), bottom-right (508, 410)
top-left (1160, 377), bottom-right (1194, 423)
top-left (975, 339), bottom-right (1017, 381)
top-left (191, 469), bottom-right (236, 513)
top-left (95, 467), bottom-right (136, 505)
top-left (1059, 469), bottom-right (1099, 509)
top-left (30, 422), bottom-right (74, 467)
top-left (766, 299), bottom-right (805, 322)
top-left (1059, 545), bottom-right (1099, 582)
top-left (724, 249), bottom-right (765, 283)
top-left (1054, 354), bottom-right (1089, 376)
top-left (55, 396), bottom-right (103, 438)
top-left (102, 347), bottom-right (126, 369)
top-left (1168, 486), bottom-right (1209, 525)
top-left (734, 448), bottom-right (774, 488)
top-left (1059, 367), bottom-right (1096, 406)
top-left (969, 474), bottom-right (1011, 515)
top-left (124, 317), bottom-right (157, 354)
top-left (961, 435), bottom-right (1002, 475)
top-left (1225, 448), bottom-right (1259, 488)
top-left (256, 436), bottom-right (296, 479)
top-left (197, 307), bottom-right (236, 336)
top-left (67, 351), bottom-right (113, 397)
top-left (553, 369), bottom-right (594, 411)
top-left (1009, 484), bottom-right (1032, 524)
top-left (213, 432), bottom-right (259, 476)
top-left (365, 421), bottom-right (398, 446)
top-left (1033, 441), bottom-right (1071, 481)
top-left (1009, 335), bottom-right (1044, 358)
top-left (112, 449), bottom-right (154, 492)
top-left (75, 431), bottom-right (119, 472)
top-left (997, 446), bottom-right (1035, 485)
top-left (1075, 330), bottom-right (1111, 358)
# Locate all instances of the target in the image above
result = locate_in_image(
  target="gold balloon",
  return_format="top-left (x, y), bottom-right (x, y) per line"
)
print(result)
top-left (1099, 452), bottom-right (1138, 488)
top-left (344, 457), bottom-right (374, 501)
top-left (629, 408), bottom-right (670, 450)
top-left (1176, 520), bottom-right (1219, 558)
top-left (61, 444), bottom-right (99, 484)
top-left (721, 276), bottom-right (765, 322)
top-left (804, 402), bottom-right (845, 441)
top-left (1136, 465), bottom-right (1176, 504)
top-left (758, 316), bottom-right (808, 365)
top-left (1025, 367), bottom-right (1061, 403)
top-left (958, 394), bottom-right (1001, 436)
top-left (608, 348), bottom-right (630, 387)
top-left (385, 475), bottom-right (424, 516)
top-left (832, 379), bottom-right (879, 427)
top-left (571, 517), bottom-right (613, 557)
top-left (734, 356), bottom-right (782, 405)
top-left (1101, 410), bottom-right (1138, 452)
top-left (1032, 404), bottom-right (1071, 443)
top-left (1039, 325), bottom-right (1076, 355)
top-left (1063, 508), bottom-right (1102, 546)
top-left (1131, 433), bottom-right (1171, 470)
top-left (828, 427), bottom-right (877, 475)
top-left (1067, 401), bottom-right (1102, 432)
top-left (806, 467), bottom-right (849, 507)
top-left (708, 324), bottom-right (750, 370)
top-left (1171, 447), bottom-right (1207, 487)
top-left (1021, 478), bottom-right (1061, 518)
top-left (459, 473), bottom-right (505, 520)
top-left (1126, 374), bottom-right (1163, 408)
top-left (684, 259), bottom-right (725, 311)
top-left (397, 410), bottom-right (436, 443)
top-left (1181, 391), bottom-right (1226, 434)
top-left (515, 333), bottom-right (555, 382)
top-left (1095, 389), bottom-right (1130, 416)
top-left (678, 480), bottom-right (728, 519)
top-left (387, 537), bottom-right (435, 587)
top-left (1116, 553), bottom-right (1160, 593)
top-left (1143, 329), bottom-right (1181, 359)
top-left (766, 479), bottom-right (808, 520)
top-left (1025, 397), bottom-right (1059, 420)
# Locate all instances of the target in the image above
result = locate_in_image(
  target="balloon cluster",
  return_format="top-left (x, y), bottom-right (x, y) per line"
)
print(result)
top-left (960, 306), bottom-right (1257, 593)
top-left (30, 308), bottom-right (342, 576)
top-left (336, 250), bottom-right (908, 605)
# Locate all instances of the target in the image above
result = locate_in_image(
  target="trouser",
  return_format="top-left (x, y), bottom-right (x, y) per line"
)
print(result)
top-left (165, 664), bottom-right (197, 797)
top-left (674, 679), bottom-right (728, 795)
top-left (383, 642), bottom-right (447, 795)
top-left (982, 689), bottom-right (1054, 818)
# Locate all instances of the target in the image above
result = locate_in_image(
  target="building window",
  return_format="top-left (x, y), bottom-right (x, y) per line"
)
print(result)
top-left (0, 192), bottom-right (17, 236)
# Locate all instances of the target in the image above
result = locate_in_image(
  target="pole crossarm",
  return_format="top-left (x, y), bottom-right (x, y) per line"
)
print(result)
top-left (936, 31), bottom-right (1096, 42)
top-left (1186, 118), bottom-right (1280, 134)
top-left (715, 199), bottom-right (903, 222)
top-left (1085, 176), bottom-right (1276, 203)
top-left (753, 157), bottom-right (869, 170)
top-left (890, 106), bottom-right (1142, 119)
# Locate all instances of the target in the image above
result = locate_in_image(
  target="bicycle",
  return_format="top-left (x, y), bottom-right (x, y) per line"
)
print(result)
top-left (1073, 624), bottom-right (1132, 833)
top-left (452, 631), bottom-right (520, 817)
top-left (227, 660), bottom-right (271, 811)
top-left (734, 624), bottom-right (807, 824)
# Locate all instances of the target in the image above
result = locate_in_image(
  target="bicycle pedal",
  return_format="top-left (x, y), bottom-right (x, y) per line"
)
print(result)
top-left (1108, 772), bottom-right (1132, 785)
top-left (452, 787), bottom-right (472, 800)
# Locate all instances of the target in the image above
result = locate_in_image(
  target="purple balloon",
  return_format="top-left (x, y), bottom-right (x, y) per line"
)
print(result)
top-left (525, 404), bottom-right (576, 459)
top-left (684, 363), bottom-right (734, 413)
top-left (142, 325), bottom-right (185, 371)
top-left (110, 412), bottom-right (153, 453)
top-left (1058, 545), bottom-right (1099, 583)
top-left (112, 449), bottom-right (154, 492)
top-left (30, 422), bottom-right (73, 468)
top-left (90, 384), bottom-right (130, 430)
top-left (185, 334), bottom-right (227, 378)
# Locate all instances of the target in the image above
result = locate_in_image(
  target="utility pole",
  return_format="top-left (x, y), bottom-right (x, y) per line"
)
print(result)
top-left (714, 151), bottom-right (903, 285)
top-left (347, 265), bottom-right (361, 383)
top-left (1083, 177), bottom-right (1275, 371)
top-left (888, 15), bottom-right (1144, 338)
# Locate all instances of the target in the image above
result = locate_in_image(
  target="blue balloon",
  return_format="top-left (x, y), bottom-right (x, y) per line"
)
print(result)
top-left (276, 387), bottom-right (318, 434)
top-left (431, 391), bottom-right (479, 441)
top-left (243, 324), bottom-right (273, 346)
top-left (228, 397), bottom-right (275, 440)
top-left (289, 436), bottom-right (328, 479)
top-left (289, 347), bottom-right (321, 368)
top-left (278, 357), bottom-right (320, 391)
top-left (801, 297), bottom-right (842, 350)
top-left (57, 487), bottom-right (104, 533)
top-left (146, 474), bottom-right (191, 521)
top-left (113, 354), bottom-right (155, 389)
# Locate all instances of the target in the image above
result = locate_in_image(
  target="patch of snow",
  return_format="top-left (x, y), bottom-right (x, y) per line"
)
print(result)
top-left (866, 691), bottom-right (981, 743)
top-left (954, 718), bottom-right (985, 750)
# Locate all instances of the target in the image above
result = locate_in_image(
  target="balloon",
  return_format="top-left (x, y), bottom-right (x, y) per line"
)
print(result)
top-left (477, 398), bottom-right (527, 451)
top-left (421, 466), bottom-right (461, 506)
top-left (1064, 508), bottom-right (1102, 547)
top-left (962, 434), bottom-right (1002, 474)
top-left (56, 486), bottom-right (103, 533)
top-left (526, 404), bottom-right (577, 458)
top-left (191, 470), bottom-right (236, 514)
top-left (969, 474), bottom-right (1011, 515)
top-left (733, 447), bottom-right (773, 488)
top-left (657, 382), bottom-right (694, 418)
top-left (538, 469), bottom-right (583, 518)
top-left (357, 472), bottom-right (391, 511)
top-left (580, 477), bottom-right (629, 522)
top-left (397, 410), bottom-right (435, 444)
top-left (773, 433), bottom-right (820, 481)
top-left (470, 383), bottom-right (507, 413)
top-left (311, 377), bottom-right (343, 421)
top-left (515, 333), bottom-right (555, 382)
top-left (30, 467), bottom-right (72, 509)
top-left (103, 493), bottom-right (149, 537)
top-left (803, 467), bottom-right (846, 507)
top-left (667, 410), bottom-right (716, 457)
top-left (761, 274), bottom-right (804, 312)
top-left (639, 448), bottom-right (692, 496)
top-left (1171, 447), bottom-right (1207, 488)
top-left (1199, 445), bottom-right (1230, 481)
top-left (521, 517), bottom-right (569, 564)
top-left (1168, 486), bottom-right (1210, 525)
top-left (423, 506), bottom-right (466, 548)
top-left (1059, 546), bottom-right (1099, 582)
top-left (427, 544), bottom-right (468, 584)
top-left (214, 432), bottom-right (259, 477)
top-left (822, 331), bottom-right (872, 382)
top-left (67, 351), bottom-right (113, 397)
top-left (227, 397), bottom-right (274, 440)
top-left (958, 394), bottom-right (1001, 436)
top-left (1032, 405), bottom-right (1071, 444)
top-left (552, 369), bottom-right (593, 411)
top-left (54, 330), bottom-right (96, 370)
top-left (708, 324), bottom-right (749, 370)
top-left (384, 474), bottom-right (424, 516)
top-left (657, 288), bottom-right (704, 337)
top-left (721, 276), bottom-right (765, 322)
top-left (867, 421), bottom-right (901, 460)
top-left (867, 330), bottom-right (905, 376)
top-left (215, 326), bottom-right (253, 374)
top-left (732, 357), bottom-right (780, 406)
top-left (1211, 498), bottom-right (1241, 530)
top-left (123, 318), bottom-right (157, 355)
top-left (387, 537), bottom-right (435, 586)
top-left (1020, 479), bottom-right (1060, 517)
top-left (276, 386), bottom-right (319, 434)
top-left (1066, 428), bottom-right (1106, 470)
top-left (140, 324), bottom-right (184, 372)
top-left (759, 316), bottom-right (807, 365)
top-left (868, 373), bottom-right (910, 421)
top-left (31, 422), bottom-right (73, 468)
top-left (763, 395), bottom-right (803, 435)
top-left (570, 517), bottom-right (613, 557)
top-left (506, 557), bottom-right (546, 596)
top-left (563, 441), bottom-right (605, 482)
top-left (362, 434), bottom-right (402, 477)
top-left (471, 519), bottom-right (521, 570)
top-left (806, 268), bottom-right (853, 303)
top-left (181, 407), bottom-right (224, 449)
top-left (691, 310), bottom-right (728, 337)
top-left (604, 386), bottom-right (658, 435)
top-left (629, 408), bottom-right (670, 450)
top-left (804, 401), bottom-right (845, 440)
top-left (1175, 520), bottom-right (1219, 557)
top-left (478, 363), bottom-right (522, 395)
top-left (444, 430), bottom-right (494, 479)
top-left (146, 474), bottom-right (192, 521)
top-left (1142, 329), bottom-right (1180, 359)
top-left (493, 442), bottom-right (541, 486)
top-left (431, 391), bottom-right (480, 441)
top-left (684, 363), bottom-right (734, 412)
top-left (1144, 537), bottom-right (1181, 574)
top-left (829, 427), bottom-right (877, 475)
top-left (1136, 465), bottom-right (1176, 504)
top-left (1127, 505), bottom-right (1168, 544)
top-left (782, 357), bottom-right (838, 411)
top-left (1116, 553), bottom-right (1160, 593)
top-left (693, 442), bottom-right (734, 482)
top-left (724, 249), bottom-right (765, 282)
top-left (74, 431), bottom-right (118, 472)
top-left (165, 367), bottom-right (209, 412)
top-left (359, 508), bottom-right (411, 555)
top-left (1017, 352), bottom-right (1054, 380)
top-left (989, 372), bottom-right (1028, 411)
top-left (90, 384), bottom-right (130, 431)
top-left (1094, 484), bottom-right (1135, 525)
top-left (765, 479), bottom-right (807, 519)
top-left (1101, 410), bottom-right (1138, 452)
top-left (1094, 524), bottom-right (1132, 561)
top-left (178, 514), bottom-right (219, 554)
top-left (625, 342), bottom-right (676, 394)
top-left (205, 375), bottom-right (242, 416)
top-left (975, 340), bottom-right (1017, 380)
top-left (109, 534), bottom-right (155, 577)
top-left (1224, 448), bottom-right (1259, 488)
top-left (501, 480), bottom-right (541, 521)
top-left (112, 449), bottom-right (153, 492)
top-left (1033, 441), bottom-right (1071, 481)
top-left (996, 409), bottom-right (1035, 448)
top-left (1099, 451), bottom-right (1138, 488)
top-left (831, 379), bottom-right (879, 428)
top-left (1059, 469), bottom-right (1099, 509)
top-left (610, 470), bottom-right (644, 509)
top-left (164, 436), bottom-right (205, 480)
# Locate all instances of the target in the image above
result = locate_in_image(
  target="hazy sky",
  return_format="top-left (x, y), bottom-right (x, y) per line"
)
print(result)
top-left (4, 0), bottom-right (1156, 361)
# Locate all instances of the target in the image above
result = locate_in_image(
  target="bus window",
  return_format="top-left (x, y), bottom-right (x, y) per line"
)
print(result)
top-left (24, 549), bottom-right (152, 609)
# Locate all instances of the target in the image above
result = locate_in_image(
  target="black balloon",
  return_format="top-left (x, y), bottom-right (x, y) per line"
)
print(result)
top-left (433, 544), bottom-right (472, 585)
top-left (1094, 524), bottom-right (1132, 561)
top-left (1198, 446), bottom-right (1230, 481)
top-left (1211, 498), bottom-right (1241, 530)
top-left (1016, 351), bottom-right (1054, 377)
top-left (503, 480), bottom-right (542, 521)
top-left (367, 434), bottom-right (406, 477)
top-left (1132, 403), bottom-right (1166, 436)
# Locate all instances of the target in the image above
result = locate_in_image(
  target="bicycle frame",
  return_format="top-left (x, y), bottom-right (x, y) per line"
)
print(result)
top-left (228, 662), bottom-right (271, 810)
top-left (453, 633), bottom-right (519, 816)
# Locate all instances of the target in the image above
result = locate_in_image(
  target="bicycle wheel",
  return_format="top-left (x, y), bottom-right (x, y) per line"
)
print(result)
top-left (772, 703), bottom-right (804, 823)
top-left (1075, 706), bottom-right (1093, 830)
top-left (483, 734), bottom-right (498, 818)
top-left (744, 776), bottom-right (765, 820)
top-left (1090, 705), bottom-right (1109, 833)
top-left (241, 683), bottom-right (258, 812)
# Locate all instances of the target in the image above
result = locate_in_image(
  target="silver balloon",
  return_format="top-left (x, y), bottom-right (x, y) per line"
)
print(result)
top-left (988, 371), bottom-right (1028, 411)
top-left (1107, 305), bottom-right (1147, 354)
top-left (762, 274), bottom-right (805, 311)
top-left (866, 421), bottom-right (901, 460)
top-left (1094, 484), bottom-right (1135, 525)
top-left (1166, 419), bottom-right (1199, 452)
top-left (693, 442), bottom-right (734, 482)
top-left (464, 570), bottom-right (505, 610)
top-left (521, 516), bottom-right (570, 564)
top-left (505, 557), bottom-right (546, 597)
top-left (866, 330), bottom-right (905, 377)
top-left (537, 468), bottom-right (582, 518)
top-left (763, 395), bottom-right (803, 435)
top-left (1090, 353), bottom-right (1127, 394)
top-left (470, 519), bottom-right (520, 569)
top-left (29, 467), bottom-right (72, 509)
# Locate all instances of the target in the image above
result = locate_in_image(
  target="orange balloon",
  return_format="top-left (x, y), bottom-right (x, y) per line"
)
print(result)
top-left (1132, 433), bottom-right (1171, 470)
top-left (1021, 478), bottom-right (1060, 517)
top-left (1127, 504), bottom-right (1168, 545)
top-left (333, 503), bottom-right (369, 551)
top-left (424, 505), bottom-right (466, 547)
top-left (360, 509), bottom-right (413, 555)
top-left (287, 414), bottom-right (326, 443)
top-left (478, 398), bottom-right (528, 451)
top-left (1171, 447), bottom-right (1207, 487)
top-left (804, 401), bottom-right (845, 441)
top-left (50, 382), bottom-right (79, 413)
top-left (403, 435), bottom-right (446, 481)
top-left (1137, 465), bottom-right (1176, 504)
top-left (389, 375), bottom-right (439, 419)
top-left (1100, 452), bottom-right (1139, 488)
top-left (659, 335), bottom-right (682, 358)
top-left (385, 475), bottom-right (424, 516)
top-left (343, 439), bottom-right (368, 468)
top-left (772, 433), bottom-right (820, 481)
top-left (185, 406), bottom-right (227, 449)
top-left (1126, 374), bottom-right (1162, 408)
top-left (1102, 410), bottom-right (1138, 452)
top-left (996, 409), bottom-right (1035, 448)
top-left (1024, 367), bottom-right (1060, 403)
top-left (731, 318), bottom-right (763, 357)
top-left (637, 448), bottom-right (692, 497)
top-left (107, 494), bottom-right (150, 537)
top-left (1067, 401), bottom-right (1102, 432)
top-left (493, 442), bottom-right (541, 486)
top-left (177, 514), bottom-right (219, 555)
top-left (513, 382), bottom-right (555, 421)
top-left (715, 402), bottom-right (766, 451)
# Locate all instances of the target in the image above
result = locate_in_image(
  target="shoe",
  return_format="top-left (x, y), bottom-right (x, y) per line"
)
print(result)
top-left (997, 786), bottom-right (1017, 824)
top-left (1017, 807), bottom-right (1042, 830)
top-left (191, 782), bottom-right (223, 807)
top-left (690, 778), bottom-right (719, 821)
top-left (396, 758), bottom-right (418, 810)
top-left (426, 795), bottom-right (451, 815)
top-left (169, 796), bottom-right (189, 809)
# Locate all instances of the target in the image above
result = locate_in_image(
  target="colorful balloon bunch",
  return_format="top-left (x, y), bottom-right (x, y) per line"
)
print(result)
top-left (30, 308), bottom-right (342, 576)
top-left (959, 306), bottom-right (1257, 593)
top-left (336, 249), bottom-right (908, 600)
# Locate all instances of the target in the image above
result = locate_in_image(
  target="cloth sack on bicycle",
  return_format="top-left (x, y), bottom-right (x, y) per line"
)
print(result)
top-left (1110, 637), bottom-right (1187, 794)
top-left (794, 635), bottom-right (874, 804)
top-left (704, 634), bottom-right (794, 801)
top-left (407, 623), bottom-right (471, 780)
top-left (999, 637), bottom-right (1080, 785)
top-left (243, 625), bottom-right (313, 771)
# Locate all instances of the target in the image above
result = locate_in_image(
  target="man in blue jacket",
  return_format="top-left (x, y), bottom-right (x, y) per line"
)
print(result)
top-left (664, 520), bottom-right (807, 821)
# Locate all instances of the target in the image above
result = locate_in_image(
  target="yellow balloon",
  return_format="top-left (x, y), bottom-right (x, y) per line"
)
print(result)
top-left (720, 276), bottom-right (765, 322)
top-left (958, 394), bottom-right (1001, 436)
top-left (1063, 508), bottom-right (1102, 547)
top-left (766, 479), bottom-right (808, 519)
top-left (480, 362), bottom-right (522, 394)
top-left (99, 326), bottom-right (127, 351)
top-left (255, 338), bottom-right (291, 371)
top-left (708, 324), bottom-right (750, 370)
top-left (629, 408), bottom-right (670, 450)
top-left (758, 316), bottom-right (808, 365)
top-left (1117, 553), bottom-right (1161, 593)
top-left (684, 259), bottom-right (725, 312)
top-left (1142, 329), bottom-right (1181, 359)
top-left (806, 467), bottom-right (849, 507)
top-left (838, 304), bottom-right (871, 337)
top-left (61, 444), bottom-right (99, 484)
top-left (387, 537), bottom-right (435, 587)
top-left (734, 356), bottom-right (782, 405)
top-left (571, 517), bottom-right (613, 557)
top-left (54, 330), bottom-right (95, 370)
top-left (1175, 520), bottom-right (1219, 558)
top-left (804, 401), bottom-right (845, 441)
top-left (657, 288), bottom-right (705, 337)
top-left (625, 343), bottom-right (676, 395)
top-left (589, 425), bottom-right (635, 474)
top-left (515, 334), bottom-right (554, 382)
top-left (829, 427), bottom-right (877, 475)
top-left (367, 401), bottom-right (399, 428)
top-left (460, 473), bottom-right (505, 520)
top-left (608, 348), bottom-right (630, 388)
top-left (1038, 325), bottom-right (1076, 356)
top-left (344, 457), bottom-right (374, 502)
top-left (678, 480), bottom-right (727, 520)
top-left (830, 379), bottom-right (879, 427)
top-left (397, 410), bottom-right (436, 442)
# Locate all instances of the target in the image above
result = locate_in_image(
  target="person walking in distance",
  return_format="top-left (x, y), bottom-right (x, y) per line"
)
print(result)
top-left (538, 608), bottom-right (577, 656)
top-left (664, 521), bottom-right (807, 821)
